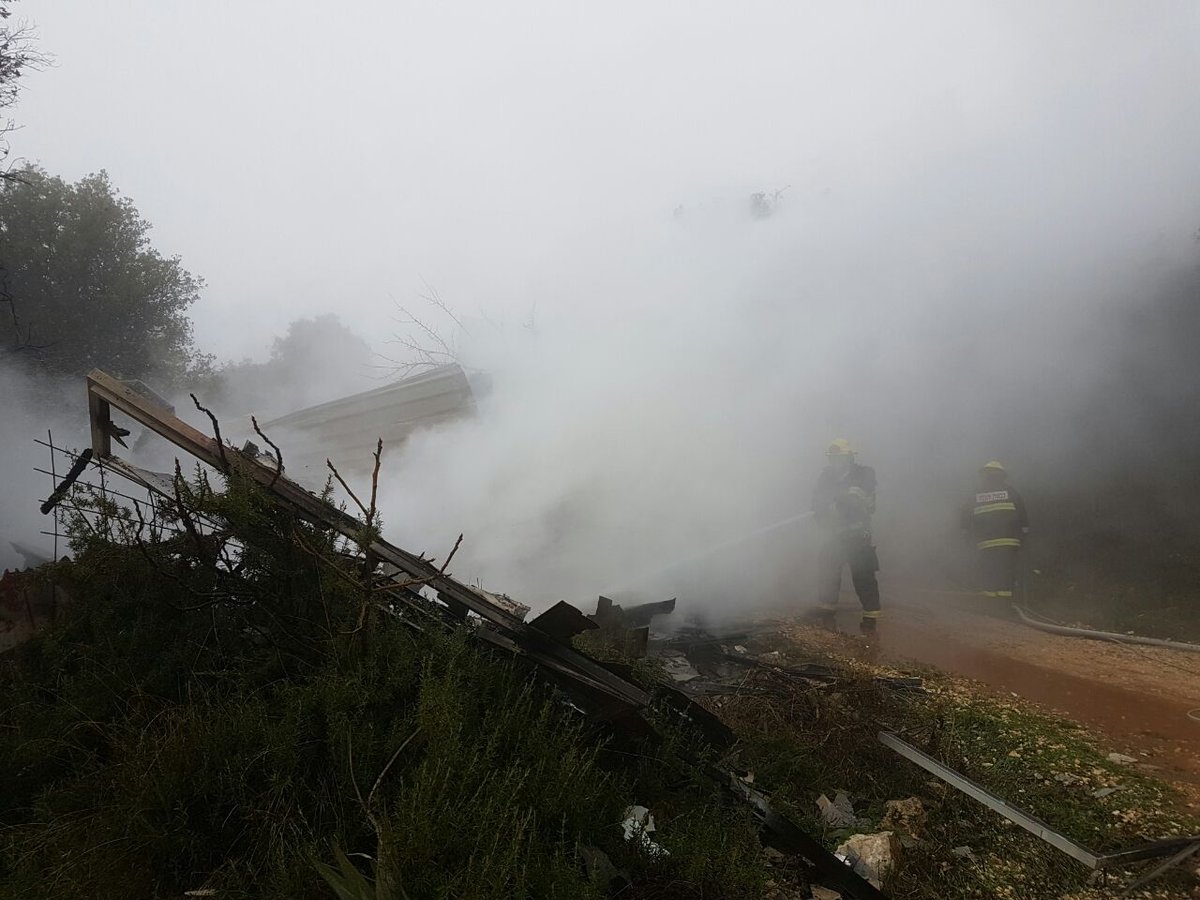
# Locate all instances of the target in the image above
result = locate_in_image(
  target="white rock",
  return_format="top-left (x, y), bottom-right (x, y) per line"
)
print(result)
top-left (834, 832), bottom-right (900, 887)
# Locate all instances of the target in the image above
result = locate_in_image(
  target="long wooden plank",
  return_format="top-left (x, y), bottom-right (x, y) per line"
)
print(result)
top-left (85, 369), bottom-right (649, 709)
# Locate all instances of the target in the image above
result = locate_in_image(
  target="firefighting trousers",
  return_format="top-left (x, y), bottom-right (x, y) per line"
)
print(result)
top-left (977, 546), bottom-right (1018, 599)
top-left (817, 533), bottom-right (881, 616)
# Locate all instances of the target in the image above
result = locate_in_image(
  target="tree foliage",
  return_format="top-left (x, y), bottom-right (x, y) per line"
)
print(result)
top-left (213, 315), bottom-right (374, 417)
top-left (1, 2), bottom-right (44, 181)
top-left (0, 166), bottom-right (211, 382)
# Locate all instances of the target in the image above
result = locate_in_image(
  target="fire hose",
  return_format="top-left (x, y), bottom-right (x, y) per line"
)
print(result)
top-left (1012, 604), bottom-right (1200, 655)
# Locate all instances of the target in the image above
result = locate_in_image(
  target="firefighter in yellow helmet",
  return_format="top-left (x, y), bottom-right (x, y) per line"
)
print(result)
top-left (809, 439), bottom-right (881, 632)
top-left (963, 460), bottom-right (1029, 607)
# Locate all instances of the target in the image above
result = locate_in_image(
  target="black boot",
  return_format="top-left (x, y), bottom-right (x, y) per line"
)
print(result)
top-left (859, 615), bottom-right (878, 635)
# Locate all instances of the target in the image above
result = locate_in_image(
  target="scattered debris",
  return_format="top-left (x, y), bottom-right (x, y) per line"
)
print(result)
top-left (1106, 752), bottom-right (1137, 765)
top-left (819, 792), bottom-right (870, 830)
top-left (620, 805), bottom-right (669, 858)
top-left (725, 771), bottom-right (888, 900)
top-left (763, 879), bottom-right (807, 900)
top-left (1091, 786), bottom-right (1120, 799)
top-left (835, 832), bottom-right (900, 888)
top-left (880, 797), bottom-right (927, 839)
top-left (587, 594), bottom-right (676, 658)
top-left (811, 887), bottom-right (843, 900)
top-left (1053, 772), bottom-right (1085, 786)
top-left (950, 846), bottom-right (977, 863)
top-left (72, 370), bottom-right (891, 900)
top-left (658, 650), bottom-right (701, 682)
top-left (872, 676), bottom-right (926, 694)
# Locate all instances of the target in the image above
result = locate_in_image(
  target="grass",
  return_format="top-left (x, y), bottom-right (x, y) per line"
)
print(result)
top-left (1027, 577), bottom-right (1200, 644)
top-left (707, 626), bottom-right (1200, 899)
top-left (1025, 535), bottom-right (1200, 643)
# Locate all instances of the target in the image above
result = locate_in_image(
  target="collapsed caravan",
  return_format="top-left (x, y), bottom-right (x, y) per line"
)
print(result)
top-left (258, 363), bottom-right (490, 482)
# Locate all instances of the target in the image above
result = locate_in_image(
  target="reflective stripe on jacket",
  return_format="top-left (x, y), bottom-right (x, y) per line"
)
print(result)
top-left (966, 486), bottom-right (1029, 550)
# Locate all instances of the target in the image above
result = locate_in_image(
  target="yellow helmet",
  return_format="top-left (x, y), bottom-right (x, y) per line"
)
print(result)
top-left (827, 438), bottom-right (854, 458)
top-left (981, 460), bottom-right (1006, 473)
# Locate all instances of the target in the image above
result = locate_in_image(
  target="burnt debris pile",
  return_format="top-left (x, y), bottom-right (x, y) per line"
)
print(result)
top-left (0, 371), bottom-right (888, 900)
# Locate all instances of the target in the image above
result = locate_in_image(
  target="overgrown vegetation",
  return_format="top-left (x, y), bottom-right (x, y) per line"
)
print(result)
top-left (0, 469), bottom-right (771, 899)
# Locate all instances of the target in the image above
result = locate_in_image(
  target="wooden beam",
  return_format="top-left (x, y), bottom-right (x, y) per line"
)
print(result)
top-left (83, 369), bottom-right (650, 710)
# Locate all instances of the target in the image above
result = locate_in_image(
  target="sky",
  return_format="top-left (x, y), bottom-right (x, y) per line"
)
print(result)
top-left (4, 1), bottom-right (1200, 606)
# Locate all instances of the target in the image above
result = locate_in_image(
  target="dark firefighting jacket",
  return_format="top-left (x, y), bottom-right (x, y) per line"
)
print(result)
top-left (813, 463), bottom-right (876, 537)
top-left (965, 484), bottom-right (1029, 551)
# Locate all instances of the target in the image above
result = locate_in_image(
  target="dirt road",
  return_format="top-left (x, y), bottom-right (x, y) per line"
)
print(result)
top-left (801, 588), bottom-right (1200, 787)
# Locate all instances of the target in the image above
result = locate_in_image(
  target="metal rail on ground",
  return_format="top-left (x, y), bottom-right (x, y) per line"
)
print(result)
top-left (879, 731), bottom-right (1200, 888)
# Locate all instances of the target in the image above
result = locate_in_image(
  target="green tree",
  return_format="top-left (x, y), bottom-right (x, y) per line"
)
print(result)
top-left (214, 315), bottom-right (375, 417)
top-left (1, 2), bottom-right (45, 182)
top-left (0, 166), bottom-right (211, 383)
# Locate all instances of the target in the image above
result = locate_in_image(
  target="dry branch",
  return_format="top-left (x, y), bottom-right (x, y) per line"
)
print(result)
top-left (251, 415), bottom-right (284, 488)
top-left (190, 393), bottom-right (229, 469)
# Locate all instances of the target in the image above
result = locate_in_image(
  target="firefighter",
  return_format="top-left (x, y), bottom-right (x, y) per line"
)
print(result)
top-left (965, 460), bottom-right (1029, 607)
top-left (809, 439), bottom-right (882, 632)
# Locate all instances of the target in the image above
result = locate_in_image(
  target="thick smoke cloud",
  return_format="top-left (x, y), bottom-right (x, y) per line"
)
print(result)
top-left (6, 2), bottom-right (1199, 612)
top-left (367, 179), bottom-right (1195, 611)
top-left (0, 364), bottom-right (89, 571)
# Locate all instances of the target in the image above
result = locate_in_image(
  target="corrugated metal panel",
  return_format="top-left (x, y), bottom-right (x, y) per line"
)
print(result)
top-left (261, 364), bottom-right (478, 477)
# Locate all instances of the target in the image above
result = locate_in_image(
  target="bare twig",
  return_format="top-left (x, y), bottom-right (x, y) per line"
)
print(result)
top-left (368, 728), bottom-right (420, 808)
top-left (367, 439), bottom-right (383, 526)
top-left (418, 277), bottom-right (468, 334)
top-left (371, 574), bottom-right (436, 594)
top-left (126, 498), bottom-right (239, 612)
top-left (348, 733), bottom-right (366, 811)
top-left (325, 458), bottom-right (369, 519)
top-left (395, 304), bottom-right (454, 358)
top-left (384, 282), bottom-right (466, 378)
top-left (439, 533), bottom-right (464, 574)
top-left (251, 415), bottom-right (284, 488)
top-left (190, 393), bottom-right (229, 469)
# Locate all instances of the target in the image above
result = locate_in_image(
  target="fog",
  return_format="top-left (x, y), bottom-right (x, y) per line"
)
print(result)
top-left (5, 3), bottom-right (1200, 610)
